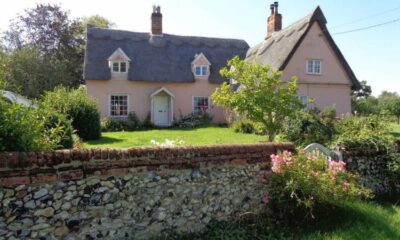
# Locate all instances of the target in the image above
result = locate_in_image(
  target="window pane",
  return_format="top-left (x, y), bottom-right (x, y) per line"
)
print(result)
top-left (110, 95), bottom-right (128, 116)
top-left (193, 97), bottom-right (209, 113)
top-left (195, 66), bottom-right (201, 75)
top-left (113, 62), bottom-right (119, 72)
top-left (120, 62), bottom-right (127, 72)
top-left (202, 66), bottom-right (208, 75)
top-left (314, 60), bottom-right (321, 73)
top-left (307, 60), bottom-right (314, 73)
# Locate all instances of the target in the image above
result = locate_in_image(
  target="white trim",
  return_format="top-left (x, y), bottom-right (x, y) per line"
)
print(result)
top-left (110, 61), bottom-right (129, 73)
top-left (191, 52), bottom-right (211, 65)
top-left (150, 87), bottom-right (174, 127)
top-left (150, 87), bottom-right (175, 98)
top-left (107, 48), bottom-right (131, 61)
top-left (193, 65), bottom-right (209, 77)
top-left (306, 59), bottom-right (322, 75)
top-left (192, 96), bottom-right (211, 114)
top-left (108, 94), bottom-right (130, 117)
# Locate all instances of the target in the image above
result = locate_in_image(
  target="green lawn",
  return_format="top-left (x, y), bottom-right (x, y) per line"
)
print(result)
top-left (301, 200), bottom-right (400, 240)
top-left (83, 126), bottom-right (266, 149)
top-left (391, 123), bottom-right (400, 139)
top-left (155, 200), bottom-right (400, 240)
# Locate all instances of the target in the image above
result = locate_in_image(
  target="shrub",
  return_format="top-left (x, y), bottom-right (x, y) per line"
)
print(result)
top-left (101, 117), bottom-right (130, 132)
top-left (281, 109), bottom-right (336, 147)
top-left (334, 115), bottom-right (395, 153)
top-left (41, 107), bottom-right (74, 149)
top-left (142, 112), bottom-right (154, 129)
top-left (175, 112), bottom-right (212, 128)
top-left (260, 151), bottom-right (372, 221)
top-left (231, 120), bottom-right (255, 134)
top-left (101, 112), bottom-right (142, 132)
top-left (0, 99), bottom-right (72, 151)
top-left (41, 86), bottom-right (101, 140)
top-left (127, 112), bottom-right (141, 129)
top-left (387, 153), bottom-right (400, 193)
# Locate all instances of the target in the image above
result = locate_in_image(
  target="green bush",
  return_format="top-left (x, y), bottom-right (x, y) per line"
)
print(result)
top-left (334, 115), bottom-right (395, 153)
top-left (142, 112), bottom-right (154, 129)
top-left (0, 99), bottom-right (72, 151)
top-left (281, 109), bottom-right (336, 147)
top-left (41, 87), bottom-right (101, 140)
top-left (261, 151), bottom-right (372, 222)
top-left (175, 112), bottom-right (212, 128)
top-left (387, 153), bottom-right (400, 192)
top-left (41, 108), bottom-right (74, 149)
top-left (231, 120), bottom-right (255, 134)
top-left (101, 112), bottom-right (142, 132)
top-left (101, 117), bottom-right (130, 132)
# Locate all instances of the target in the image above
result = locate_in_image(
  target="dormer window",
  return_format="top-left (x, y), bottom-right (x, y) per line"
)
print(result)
top-left (112, 61), bottom-right (128, 73)
top-left (191, 53), bottom-right (211, 78)
top-left (108, 48), bottom-right (131, 75)
top-left (195, 65), bottom-right (208, 76)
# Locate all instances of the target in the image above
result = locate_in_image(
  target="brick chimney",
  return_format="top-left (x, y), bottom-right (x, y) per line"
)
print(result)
top-left (151, 5), bottom-right (162, 35)
top-left (267, 2), bottom-right (282, 38)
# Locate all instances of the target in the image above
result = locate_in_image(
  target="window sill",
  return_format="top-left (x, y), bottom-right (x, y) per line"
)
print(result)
top-left (306, 72), bottom-right (322, 76)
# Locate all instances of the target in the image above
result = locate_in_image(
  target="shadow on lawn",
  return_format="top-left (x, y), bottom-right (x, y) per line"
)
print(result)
top-left (85, 136), bottom-right (123, 145)
top-left (300, 201), bottom-right (400, 240)
top-left (152, 201), bottom-right (400, 240)
top-left (391, 131), bottom-right (400, 139)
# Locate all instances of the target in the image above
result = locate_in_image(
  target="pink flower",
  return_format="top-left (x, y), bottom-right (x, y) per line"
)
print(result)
top-left (343, 181), bottom-right (350, 188)
top-left (329, 160), bottom-right (346, 175)
top-left (271, 151), bottom-right (293, 174)
top-left (261, 195), bottom-right (269, 204)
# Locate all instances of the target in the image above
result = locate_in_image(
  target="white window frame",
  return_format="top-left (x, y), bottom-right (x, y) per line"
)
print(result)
top-left (296, 95), bottom-right (309, 108)
top-left (306, 59), bottom-right (322, 75)
top-left (192, 96), bottom-right (211, 114)
top-left (110, 61), bottom-right (128, 73)
top-left (194, 65), bottom-right (209, 76)
top-left (109, 94), bottom-right (130, 117)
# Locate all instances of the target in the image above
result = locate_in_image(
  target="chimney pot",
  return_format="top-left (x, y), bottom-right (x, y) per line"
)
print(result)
top-left (266, 2), bottom-right (282, 38)
top-left (151, 5), bottom-right (163, 35)
top-left (274, 2), bottom-right (279, 13)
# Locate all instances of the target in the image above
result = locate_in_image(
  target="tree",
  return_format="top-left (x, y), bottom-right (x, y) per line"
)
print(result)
top-left (4, 46), bottom-right (71, 98)
top-left (378, 91), bottom-right (400, 124)
top-left (81, 15), bottom-right (115, 31)
top-left (3, 3), bottom-right (85, 90)
top-left (353, 96), bottom-right (380, 116)
top-left (212, 56), bottom-right (301, 141)
top-left (351, 80), bottom-right (375, 115)
top-left (352, 80), bottom-right (372, 99)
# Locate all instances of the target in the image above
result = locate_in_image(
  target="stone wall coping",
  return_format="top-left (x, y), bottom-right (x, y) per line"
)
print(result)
top-left (0, 143), bottom-right (295, 186)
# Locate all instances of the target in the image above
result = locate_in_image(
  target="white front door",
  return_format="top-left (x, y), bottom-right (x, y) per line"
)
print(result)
top-left (153, 96), bottom-right (169, 126)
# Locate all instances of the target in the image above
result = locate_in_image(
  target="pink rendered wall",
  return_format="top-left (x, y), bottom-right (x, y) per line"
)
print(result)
top-left (86, 76), bottom-right (227, 123)
top-left (282, 22), bottom-right (353, 115)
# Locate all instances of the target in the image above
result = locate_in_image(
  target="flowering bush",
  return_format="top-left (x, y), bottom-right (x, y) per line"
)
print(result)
top-left (150, 139), bottom-right (185, 147)
top-left (261, 151), bottom-right (372, 220)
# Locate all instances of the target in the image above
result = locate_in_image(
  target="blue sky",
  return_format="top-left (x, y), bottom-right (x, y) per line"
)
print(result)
top-left (1, 0), bottom-right (399, 95)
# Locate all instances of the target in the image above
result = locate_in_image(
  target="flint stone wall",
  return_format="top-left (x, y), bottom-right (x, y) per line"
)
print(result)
top-left (0, 143), bottom-right (295, 239)
top-left (343, 149), bottom-right (399, 194)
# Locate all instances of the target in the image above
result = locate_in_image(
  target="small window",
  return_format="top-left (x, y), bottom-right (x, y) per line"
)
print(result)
top-left (111, 61), bottom-right (128, 73)
top-left (193, 96), bottom-right (210, 114)
top-left (296, 95), bottom-right (308, 108)
top-left (120, 62), bottom-right (127, 72)
top-left (194, 65), bottom-right (209, 76)
top-left (113, 62), bottom-right (119, 72)
top-left (110, 95), bottom-right (128, 117)
top-left (307, 59), bottom-right (321, 75)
